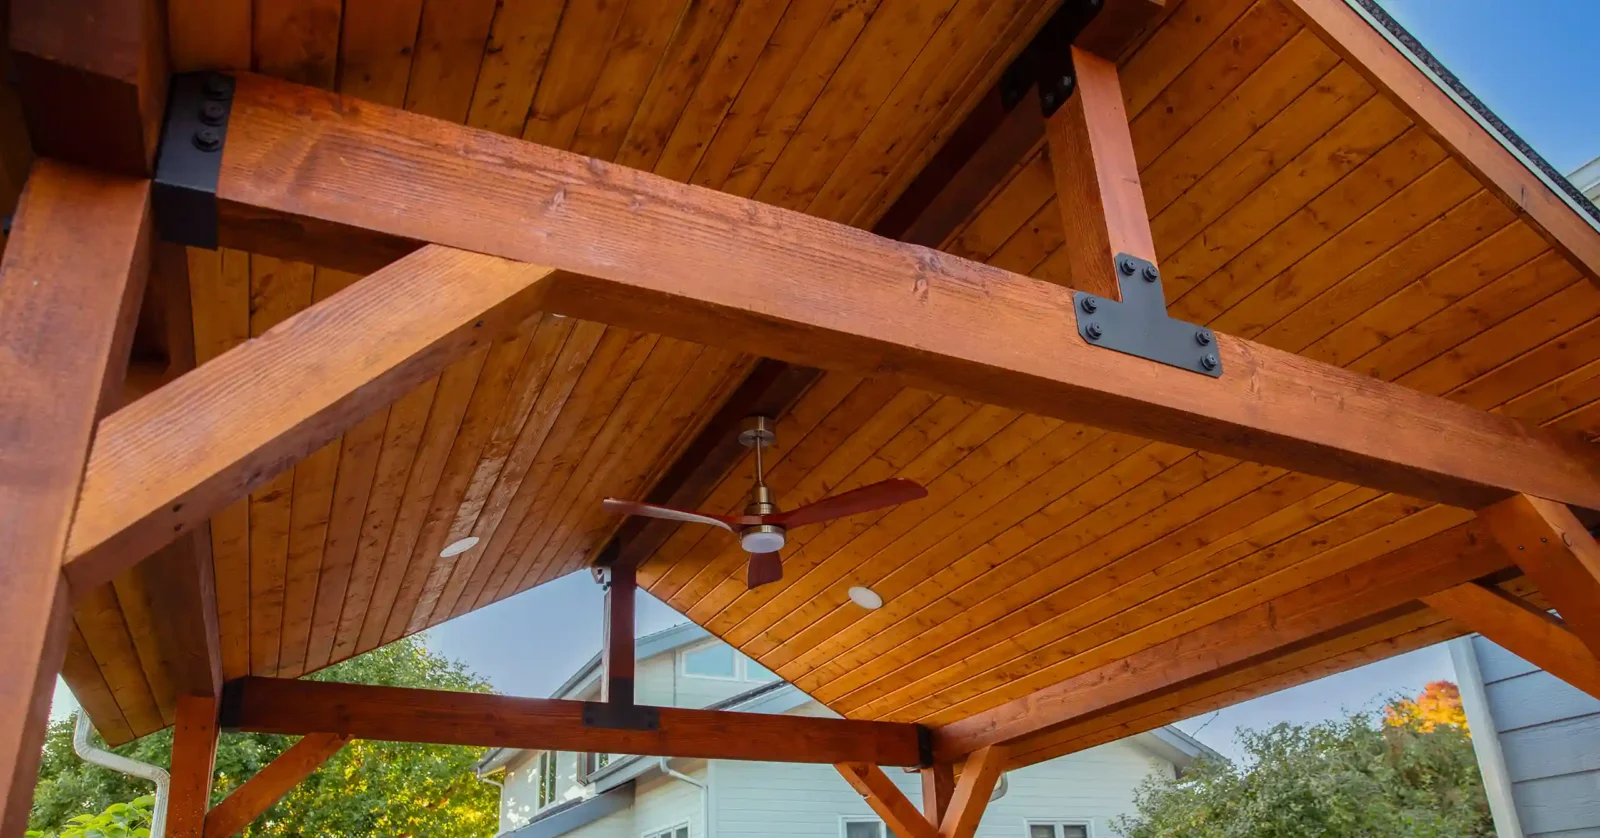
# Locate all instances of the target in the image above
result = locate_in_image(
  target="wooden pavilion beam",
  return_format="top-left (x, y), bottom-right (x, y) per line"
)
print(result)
top-left (63, 246), bottom-right (556, 593)
top-left (0, 159), bottom-right (152, 836)
top-left (930, 521), bottom-right (1512, 760)
top-left (1281, 0), bottom-right (1600, 285)
top-left (939, 744), bottom-right (1008, 838)
top-left (1477, 494), bottom-right (1600, 659)
top-left (199, 74), bottom-right (1600, 507)
top-left (203, 733), bottom-right (350, 838)
top-left (836, 763), bottom-right (938, 838)
top-left (220, 677), bottom-right (927, 767)
top-left (1423, 581), bottom-right (1600, 698)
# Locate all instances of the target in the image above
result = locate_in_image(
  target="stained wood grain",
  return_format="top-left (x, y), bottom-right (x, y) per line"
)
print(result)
top-left (939, 743), bottom-right (1006, 838)
top-left (203, 732), bottom-right (349, 837)
top-left (223, 677), bottom-right (926, 766)
top-left (167, 695), bottom-right (220, 837)
top-left (836, 762), bottom-right (938, 838)
top-left (0, 159), bottom-right (151, 836)
top-left (1479, 494), bottom-right (1600, 659)
top-left (1423, 582), bottom-right (1600, 698)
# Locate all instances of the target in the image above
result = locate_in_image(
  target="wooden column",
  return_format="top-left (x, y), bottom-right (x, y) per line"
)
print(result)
top-left (601, 563), bottom-right (637, 705)
top-left (836, 763), bottom-right (938, 838)
top-left (1045, 45), bottom-right (1155, 300)
top-left (1424, 582), bottom-right (1600, 698)
top-left (1479, 494), bottom-right (1600, 658)
top-left (203, 733), bottom-right (350, 837)
top-left (0, 159), bottom-right (151, 836)
top-left (167, 696), bottom-right (221, 837)
top-left (939, 745), bottom-right (1008, 838)
top-left (921, 763), bottom-right (955, 825)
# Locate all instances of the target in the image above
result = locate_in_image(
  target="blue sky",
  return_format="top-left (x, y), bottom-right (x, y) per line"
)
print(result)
top-left (50, 2), bottom-right (1600, 761)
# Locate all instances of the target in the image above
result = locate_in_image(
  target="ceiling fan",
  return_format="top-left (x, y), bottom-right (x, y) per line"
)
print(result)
top-left (603, 417), bottom-right (928, 589)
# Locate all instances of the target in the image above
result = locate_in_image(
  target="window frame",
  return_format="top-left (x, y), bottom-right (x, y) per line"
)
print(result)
top-left (839, 815), bottom-right (892, 838)
top-left (1023, 819), bottom-right (1095, 838)
top-left (535, 751), bottom-right (558, 809)
top-left (678, 642), bottom-right (741, 681)
top-left (640, 820), bottom-right (691, 838)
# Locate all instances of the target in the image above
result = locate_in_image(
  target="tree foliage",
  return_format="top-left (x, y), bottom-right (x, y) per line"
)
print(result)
top-left (1115, 683), bottom-right (1494, 838)
top-left (1385, 681), bottom-right (1469, 733)
top-left (30, 638), bottom-right (499, 837)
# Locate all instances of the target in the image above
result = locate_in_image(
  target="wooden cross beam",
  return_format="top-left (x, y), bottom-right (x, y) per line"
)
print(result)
top-left (221, 677), bottom-right (928, 766)
top-left (1423, 581), bottom-right (1600, 698)
top-left (930, 520), bottom-right (1511, 760)
top-left (203, 733), bottom-right (351, 837)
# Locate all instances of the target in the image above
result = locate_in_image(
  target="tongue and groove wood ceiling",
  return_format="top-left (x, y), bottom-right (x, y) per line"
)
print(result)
top-left (51, 0), bottom-right (1600, 753)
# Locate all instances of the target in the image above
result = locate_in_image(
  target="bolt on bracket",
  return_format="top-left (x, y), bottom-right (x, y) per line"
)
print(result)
top-left (1073, 253), bottom-right (1224, 378)
top-left (153, 72), bottom-right (234, 249)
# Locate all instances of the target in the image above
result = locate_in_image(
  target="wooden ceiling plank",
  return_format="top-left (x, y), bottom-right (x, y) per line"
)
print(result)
top-left (61, 626), bottom-right (136, 746)
top-left (203, 732), bottom-right (351, 838)
top-left (1424, 581), bottom-right (1600, 698)
top-left (930, 518), bottom-right (1509, 759)
top-left (799, 442), bottom-right (1207, 703)
top-left (1479, 494), bottom-right (1600, 658)
top-left (1304, 223), bottom-right (1550, 369)
top-left (464, 0), bottom-right (565, 137)
top-left (336, 0), bottom-right (426, 106)
top-left (1171, 126), bottom-right (1450, 325)
top-left (1498, 355), bottom-right (1600, 430)
top-left (1149, 63), bottom-right (1378, 286)
top-left (433, 316), bottom-right (588, 621)
top-left (169, 0), bottom-right (253, 72)
top-left (1120, 0), bottom-right (1259, 120)
top-left (901, 496), bottom-right (1462, 725)
top-left (1282, 0), bottom-right (1600, 285)
top-left (74, 585), bottom-right (165, 735)
top-left (225, 676), bottom-right (927, 766)
top-left (253, 0), bottom-right (342, 89)
top-left (733, 411), bottom-right (1056, 656)
top-left (1139, 29), bottom-right (1339, 220)
top-left (836, 762), bottom-right (939, 838)
top-left (109, 555), bottom-right (180, 724)
top-left (756, 420), bottom-right (1111, 669)
top-left (1450, 319), bottom-right (1600, 416)
top-left (986, 196), bottom-right (1066, 278)
top-left (0, 159), bottom-right (152, 827)
top-left (615, 0), bottom-right (746, 174)
top-left (943, 149), bottom-right (1053, 262)
top-left (519, 0), bottom-right (631, 149)
top-left (571, 0), bottom-right (696, 161)
top-left (402, 0), bottom-right (498, 123)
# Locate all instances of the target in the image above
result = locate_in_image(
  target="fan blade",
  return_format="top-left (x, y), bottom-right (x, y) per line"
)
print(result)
top-left (768, 478), bottom-right (928, 528)
top-left (746, 552), bottom-right (783, 588)
top-left (601, 499), bottom-right (735, 531)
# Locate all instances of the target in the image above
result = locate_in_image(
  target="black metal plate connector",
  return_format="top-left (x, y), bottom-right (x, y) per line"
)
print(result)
top-left (1003, 0), bottom-right (1105, 118)
top-left (153, 72), bottom-right (234, 249)
top-left (582, 701), bottom-right (660, 732)
top-left (1074, 254), bottom-right (1224, 378)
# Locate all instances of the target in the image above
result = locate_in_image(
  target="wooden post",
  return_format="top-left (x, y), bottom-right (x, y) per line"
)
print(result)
top-left (0, 159), bottom-right (151, 836)
top-left (202, 733), bottom-right (350, 837)
top-left (1045, 45), bottom-right (1156, 300)
top-left (167, 696), bottom-right (221, 837)
top-left (920, 763), bottom-right (955, 825)
top-left (601, 564), bottom-right (637, 705)
top-left (939, 745), bottom-right (1008, 838)
top-left (1478, 494), bottom-right (1600, 658)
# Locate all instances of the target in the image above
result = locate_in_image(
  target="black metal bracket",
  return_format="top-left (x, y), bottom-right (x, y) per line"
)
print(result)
top-left (153, 72), bottom-right (234, 249)
top-left (582, 701), bottom-right (660, 732)
top-left (1074, 254), bottom-right (1224, 378)
top-left (916, 725), bottom-right (935, 768)
top-left (1002, 0), bottom-right (1106, 117)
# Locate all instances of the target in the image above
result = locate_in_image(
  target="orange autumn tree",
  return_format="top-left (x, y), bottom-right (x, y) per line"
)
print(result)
top-left (1387, 680), bottom-right (1469, 733)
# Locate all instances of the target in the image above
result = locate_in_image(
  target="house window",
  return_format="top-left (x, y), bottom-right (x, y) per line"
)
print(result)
top-left (643, 822), bottom-right (689, 838)
top-left (536, 752), bottom-right (558, 808)
top-left (1027, 822), bottom-right (1090, 838)
top-left (681, 643), bottom-right (737, 678)
top-left (841, 817), bottom-right (895, 838)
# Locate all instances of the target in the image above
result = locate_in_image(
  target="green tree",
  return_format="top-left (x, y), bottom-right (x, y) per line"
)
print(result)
top-left (30, 637), bottom-right (499, 837)
top-left (1115, 685), bottom-right (1493, 838)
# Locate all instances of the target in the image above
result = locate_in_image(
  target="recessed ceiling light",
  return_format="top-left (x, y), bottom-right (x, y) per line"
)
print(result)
top-left (440, 536), bottom-right (479, 558)
top-left (847, 586), bottom-right (883, 610)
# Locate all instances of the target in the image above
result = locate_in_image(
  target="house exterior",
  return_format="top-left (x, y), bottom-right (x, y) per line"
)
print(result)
top-left (1451, 635), bottom-right (1600, 838)
top-left (478, 624), bottom-right (1218, 838)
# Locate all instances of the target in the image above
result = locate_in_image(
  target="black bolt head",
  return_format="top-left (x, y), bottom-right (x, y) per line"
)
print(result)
top-left (1059, 75), bottom-right (1076, 98)
top-left (1201, 353), bottom-right (1219, 371)
top-left (202, 74), bottom-right (232, 100)
top-left (1195, 329), bottom-right (1212, 346)
top-left (193, 127), bottom-right (222, 151)
top-left (1040, 89), bottom-right (1059, 112)
top-left (1118, 255), bottom-right (1137, 276)
top-left (1142, 263), bottom-right (1159, 282)
top-left (199, 100), bottom-right (227, 126)
top-left (1086, 322), bottom-right (1103, 340)
top-left (1081, 296), bottom-right (1098, 314)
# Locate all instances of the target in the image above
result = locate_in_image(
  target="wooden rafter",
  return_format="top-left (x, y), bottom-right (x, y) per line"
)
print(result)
top-left (222, 677), bottom-right (927, 766)
top-left (1477, 494), bottom-right (1600, 657)
top-left (203, 732), bottom-right (351, 838)
top-left (0, 159), bottom-right (152, 834)
top-left (931, 521), bottom-right (1510, 760)
top-left (836, 763), bottom-right (939, 838)
top-left (1423, 581), bottom-right (1600, 698)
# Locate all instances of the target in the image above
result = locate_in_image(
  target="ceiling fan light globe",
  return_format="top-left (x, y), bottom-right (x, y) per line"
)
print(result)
top-left (740, 527), bottom-right (786, 553)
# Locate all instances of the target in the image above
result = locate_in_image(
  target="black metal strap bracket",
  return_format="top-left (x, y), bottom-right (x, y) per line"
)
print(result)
top-left (1074, 254), bottom-right (1224, 378)
top-left (582, 701), bottom-right (660, 732)
top-left (153, 72), bottom-right (234, 249)
top-left (1003, 0), bottom-right (1106, 117)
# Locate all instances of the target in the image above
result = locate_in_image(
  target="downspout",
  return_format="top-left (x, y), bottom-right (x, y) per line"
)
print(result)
top-left (74, 708), bottom-right (170, 837)
top-left (658, 757), bottom-right (711, 838)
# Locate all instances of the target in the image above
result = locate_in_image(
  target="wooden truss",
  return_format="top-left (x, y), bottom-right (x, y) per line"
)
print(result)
top-left (5, 0), bottom-right (1600, 835)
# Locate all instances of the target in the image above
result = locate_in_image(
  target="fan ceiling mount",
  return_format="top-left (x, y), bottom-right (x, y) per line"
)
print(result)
top-left (603, 416), bottom-right (928, 589)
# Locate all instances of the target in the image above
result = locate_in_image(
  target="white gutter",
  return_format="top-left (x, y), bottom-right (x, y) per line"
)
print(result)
top-left (75, 708), bottom-right (170, 837)
top-left (658, 757), bottom-right (711, 838)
